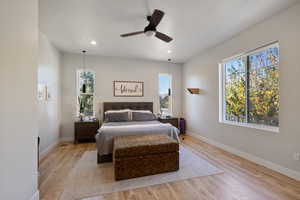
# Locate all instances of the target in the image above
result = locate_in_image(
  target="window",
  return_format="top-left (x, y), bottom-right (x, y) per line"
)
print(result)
top-left (220, 43), bottom-right (279, 131)
top-left (159, 73), bottom-right (172, 116)
top-left (77, 69), bottom-right (95, 117)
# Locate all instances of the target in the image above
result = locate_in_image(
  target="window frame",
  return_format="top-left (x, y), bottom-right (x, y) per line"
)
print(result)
top-left (158, 73), bottom-right (173, 116)
top-left (219, 42), bottom-right (279, 133)
top-left (76, 69), bottom-right (96, 117)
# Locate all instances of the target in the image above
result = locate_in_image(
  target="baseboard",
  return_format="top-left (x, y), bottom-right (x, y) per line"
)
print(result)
top-left (187, 131), bottom-right (300, 181)
top-left (60, 137), bottom-right (74, 142)
top-left (39, 137), bottom-right (73, 160)
top-left (39, 140), bottom-right (59, 160)
top-left (29, 190), bottom-right (39, 200)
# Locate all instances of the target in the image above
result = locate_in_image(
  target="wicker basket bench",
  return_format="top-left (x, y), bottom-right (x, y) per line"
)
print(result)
top-left (113, 134), bottom-right (179, 180)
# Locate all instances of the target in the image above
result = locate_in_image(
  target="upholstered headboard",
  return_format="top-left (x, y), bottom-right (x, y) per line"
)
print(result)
top-left (103, 102), bottom-right (153, 118)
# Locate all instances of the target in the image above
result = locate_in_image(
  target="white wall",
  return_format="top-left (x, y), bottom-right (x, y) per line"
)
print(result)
top-left (183, 3), bottom-right (300, 176)
top-left (61, 53), bottom-right (182, 140)
top-left (0, 0), bottom-right (39, 199)
top-left (38, 33), bottom-right (61, 155)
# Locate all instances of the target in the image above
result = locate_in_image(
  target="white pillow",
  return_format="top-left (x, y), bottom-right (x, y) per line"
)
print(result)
top-left (104, 109), bottom-right (130, 114)
top-left (130, 110), bottom-right (152, 113)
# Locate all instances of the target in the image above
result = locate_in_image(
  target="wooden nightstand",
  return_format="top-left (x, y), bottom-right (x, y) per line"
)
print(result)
top-left (74, 120), bottom-right (100, 144)
top-left (158, 117), bottom-right (179, 129)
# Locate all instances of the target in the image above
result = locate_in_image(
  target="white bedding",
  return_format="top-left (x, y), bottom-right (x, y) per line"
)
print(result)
top-left (95, 120), bottom-right (180, 155)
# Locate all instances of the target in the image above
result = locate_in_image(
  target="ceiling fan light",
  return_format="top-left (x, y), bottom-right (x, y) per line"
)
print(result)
top-left (145, 31), bottom-right (155, 37)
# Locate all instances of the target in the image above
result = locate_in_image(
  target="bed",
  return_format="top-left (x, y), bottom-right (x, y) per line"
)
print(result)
top-left (95, 102), bottom-right (180, 163)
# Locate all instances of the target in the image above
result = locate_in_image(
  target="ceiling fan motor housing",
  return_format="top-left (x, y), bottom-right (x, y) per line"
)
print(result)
top-left (144, 18), bottom-right (156, 36)
top-left (145, 16), bottom-right (156, 32)
top-left (144, 25), bottom-right (156, 33)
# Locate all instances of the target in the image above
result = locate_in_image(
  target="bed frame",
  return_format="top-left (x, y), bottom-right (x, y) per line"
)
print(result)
top-left (98, 102), bottom-right (154, 163)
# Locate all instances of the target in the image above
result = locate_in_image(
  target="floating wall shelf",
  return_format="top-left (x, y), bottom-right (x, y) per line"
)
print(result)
top-left (187, 88), bottom-right (200, 94)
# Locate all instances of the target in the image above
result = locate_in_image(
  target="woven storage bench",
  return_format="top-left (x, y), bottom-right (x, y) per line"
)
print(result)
top-left (113, 134), bottom-right (179, 180)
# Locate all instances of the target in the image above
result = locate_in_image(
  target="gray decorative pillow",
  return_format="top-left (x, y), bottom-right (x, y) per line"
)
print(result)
top-left (132, 111), bottom-right (156, 121)
top-left (105, 112), bottom-right (129, 122)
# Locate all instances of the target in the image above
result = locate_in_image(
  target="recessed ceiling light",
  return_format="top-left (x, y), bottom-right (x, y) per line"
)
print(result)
top-left (90, 40), bottom-right (97, 45)
top-left (167, 50), bottom-right (172, 53)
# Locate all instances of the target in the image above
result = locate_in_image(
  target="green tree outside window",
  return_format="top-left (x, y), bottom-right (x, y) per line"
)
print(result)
top-left (77, 70), bottom-right (95, 117)
top-left (223, 44), bottom-right (279, 127)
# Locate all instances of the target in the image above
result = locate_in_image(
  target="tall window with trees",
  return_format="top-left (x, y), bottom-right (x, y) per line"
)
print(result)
top-left (159, 73), bottom-right (172, 116)
top-left (77, 70), bottom-right (95, 117)
top-left (220, 43), bottom-right (279, 130)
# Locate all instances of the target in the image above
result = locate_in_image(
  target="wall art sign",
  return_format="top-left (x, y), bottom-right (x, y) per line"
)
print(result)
top-left (37, 83), bottom-right (46, 101)
top-left (45, 84), bottom-right (55, 101)
top-left (114, 81), bottom-right (144, 97)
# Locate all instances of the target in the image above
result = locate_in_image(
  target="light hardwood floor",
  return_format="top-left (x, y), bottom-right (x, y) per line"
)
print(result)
top-left (39, 135), bottom-right (300, 200)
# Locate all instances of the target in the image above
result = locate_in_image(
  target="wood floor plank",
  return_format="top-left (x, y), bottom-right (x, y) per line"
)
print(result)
top-left (39, 136), bottom-right (300, 200)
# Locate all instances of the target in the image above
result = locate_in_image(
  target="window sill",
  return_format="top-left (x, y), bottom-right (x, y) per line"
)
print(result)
top-left (219, 120), bottom-right (279, 133)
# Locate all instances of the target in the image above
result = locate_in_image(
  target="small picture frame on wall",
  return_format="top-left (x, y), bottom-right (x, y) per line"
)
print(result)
top-left (45, 84), bottom-right (54, 101)
top-left (37, 84), bottom-right (46, 101)
top-left (114, 81), bottom-right (144, 97)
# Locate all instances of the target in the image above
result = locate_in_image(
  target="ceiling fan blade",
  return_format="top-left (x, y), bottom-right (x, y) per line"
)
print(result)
top-left (150, 9), bottom-right (164, 27)
top-left (155, 31), bottom-right (173, 43)
top-left (120, 31), bottom-right (144, 37)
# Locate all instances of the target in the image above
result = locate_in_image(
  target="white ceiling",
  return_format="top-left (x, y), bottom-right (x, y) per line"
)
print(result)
top-left (39, 0), bottom-right (298, 63)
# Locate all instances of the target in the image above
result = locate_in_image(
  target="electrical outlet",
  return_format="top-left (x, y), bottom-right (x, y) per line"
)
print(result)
top-left (293, 152), bottom-right (300, 161)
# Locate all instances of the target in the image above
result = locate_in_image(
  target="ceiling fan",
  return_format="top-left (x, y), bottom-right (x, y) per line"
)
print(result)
top-left (120, 9), bottom-right (173, 43)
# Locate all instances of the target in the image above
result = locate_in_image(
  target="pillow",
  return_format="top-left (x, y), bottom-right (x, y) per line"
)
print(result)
top-left (130, 110), bottom-right (152, 113)
top-left (128, 110), bottom-right (151, 120)
top-left (132, 111), bottom-right (156, 121)
top-left (104, 109), bottom-right (130, 114)
top-left (104, 111), bottom-right (130, 122)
